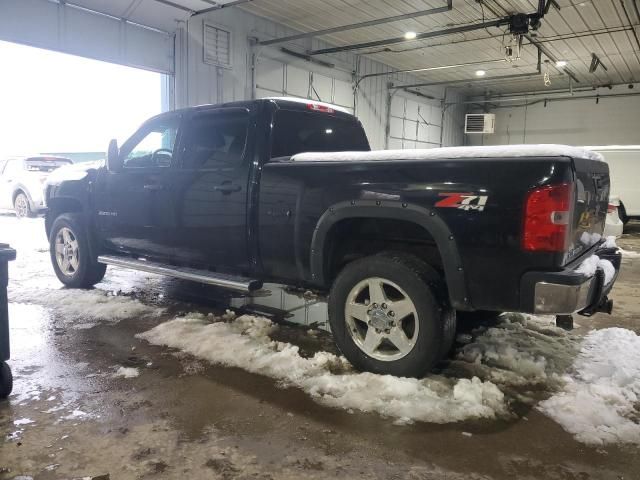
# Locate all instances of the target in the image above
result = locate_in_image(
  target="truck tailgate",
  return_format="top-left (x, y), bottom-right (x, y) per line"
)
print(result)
top-left (566, 157), bottom-right (610, 263)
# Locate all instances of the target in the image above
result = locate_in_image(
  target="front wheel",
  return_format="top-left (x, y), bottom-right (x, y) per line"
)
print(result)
top-left (14, 192), bottom-right (32, 218)
top-left (328, 253), bottom-right (455, 378)
top-left (49, 213), bottom-right (106, 288)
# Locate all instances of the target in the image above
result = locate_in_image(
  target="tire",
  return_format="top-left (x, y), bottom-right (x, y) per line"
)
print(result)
top-left (49, 213), bottom-right (107, 288)
top-left (328, 252), bottom-right (455, 378)
top-left (14, 192), bottom-right (33, 218)
top-left (0, 362), bottom-right (12, 399)
top-left (619, 202), bottom-right (629, 226)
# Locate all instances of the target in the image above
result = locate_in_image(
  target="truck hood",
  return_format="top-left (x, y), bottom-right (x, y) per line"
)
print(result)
top-left (45, 159), bottom-right (105, 186)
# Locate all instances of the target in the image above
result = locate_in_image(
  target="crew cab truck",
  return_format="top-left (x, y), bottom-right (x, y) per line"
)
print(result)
top-left (45, 98), bottom-right (621, 378)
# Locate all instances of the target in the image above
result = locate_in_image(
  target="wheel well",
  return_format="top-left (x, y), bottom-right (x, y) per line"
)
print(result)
top-left (322, 218), bottom-right (444, 284)
top-left (45, 197), bottom-right (83, 237)
top-left (12, 189), bottom-right (26, 203)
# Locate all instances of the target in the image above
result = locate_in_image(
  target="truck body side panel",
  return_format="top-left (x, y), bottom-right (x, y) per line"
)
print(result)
top-left (258, 157), bottom-right (575, 311)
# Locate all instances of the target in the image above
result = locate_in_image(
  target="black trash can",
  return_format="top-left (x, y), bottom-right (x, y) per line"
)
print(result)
top-left (0, 243), bottom-right (16, 399)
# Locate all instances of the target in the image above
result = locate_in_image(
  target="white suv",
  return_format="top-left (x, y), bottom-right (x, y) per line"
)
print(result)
top-left (0, 156), bottom-right (73, 217)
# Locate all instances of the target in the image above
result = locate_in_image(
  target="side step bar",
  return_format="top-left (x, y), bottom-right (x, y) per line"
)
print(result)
top-left (97, 255), bottom-right (262, 293)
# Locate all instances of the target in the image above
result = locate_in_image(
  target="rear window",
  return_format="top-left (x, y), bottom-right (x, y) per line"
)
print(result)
top-left (26, 158), bottom-right (72, 172)
top-left (270, 110), bottom-right (370, 159)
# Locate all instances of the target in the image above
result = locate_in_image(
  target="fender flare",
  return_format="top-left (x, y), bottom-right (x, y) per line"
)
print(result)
top-left (309, 200), bottom-right (471, 310)
top-left (12, 184), bottom-right (36, 210)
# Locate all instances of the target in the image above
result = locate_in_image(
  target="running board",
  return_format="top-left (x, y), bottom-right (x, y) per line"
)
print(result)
top-left (97, 255), bottom-right (262, 293)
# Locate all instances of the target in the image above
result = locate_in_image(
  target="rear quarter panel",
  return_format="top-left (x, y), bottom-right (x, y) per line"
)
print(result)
top-left (258, 156), bottom-right (574, 311)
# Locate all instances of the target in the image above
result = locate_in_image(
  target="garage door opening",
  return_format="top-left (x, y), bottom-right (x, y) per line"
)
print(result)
top-left (0, 40), bottom-right (171, 162)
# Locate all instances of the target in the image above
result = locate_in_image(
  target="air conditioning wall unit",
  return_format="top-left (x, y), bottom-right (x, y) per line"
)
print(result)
top-left (465, 113), bottom-right (496, 134)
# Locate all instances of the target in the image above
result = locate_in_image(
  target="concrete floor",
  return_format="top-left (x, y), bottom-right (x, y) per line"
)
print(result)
top-left (1, 217), bottom-right (640, 480)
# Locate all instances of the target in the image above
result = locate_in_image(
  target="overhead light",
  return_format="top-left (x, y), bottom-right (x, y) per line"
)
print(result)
top-left (475, 70), bottom-right (487, 77)
top-left (404, 31), bottom-right (417, 40)
top-left (325, 129), bottom-right (333, 134)
top-left (556, 60), bottom-right (568, 68)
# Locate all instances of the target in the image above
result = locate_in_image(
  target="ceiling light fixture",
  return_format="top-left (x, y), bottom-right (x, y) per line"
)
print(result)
top-left (555, 60), bottom-right (568, 68)
top-left (404, 31), bottom-right (417, 40)
top-left (475, 70), bottom-right (487, 77)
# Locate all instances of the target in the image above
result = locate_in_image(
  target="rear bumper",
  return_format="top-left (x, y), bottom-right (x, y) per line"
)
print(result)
top-left (520, 246), bottom-right (622, 315)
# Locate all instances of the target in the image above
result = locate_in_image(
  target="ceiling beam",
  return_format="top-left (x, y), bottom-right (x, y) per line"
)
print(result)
top-left (259, 0), bottom-right (452, 47)
top-left (149, 0), bottom-right (194, 13)
top-left (307, 18), bottom-right (510, 56)
top-left (192, 0), bottom-right (256, 16)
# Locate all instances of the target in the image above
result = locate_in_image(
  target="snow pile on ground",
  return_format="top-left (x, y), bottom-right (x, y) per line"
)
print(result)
top-left (114, 366), bottom-right (140, 378)
top-left (3, 217), bottom-right (163, 327)
top-left (538, 328), bottom-right (640, 445)
top-left (620, 248), bottom-right (640, 259)
top-left (454, 314), bottom-right (576, 391)
top-left (138, 312), bottom-right (507, 424)
top-left (9, 288), bottom-right (163, 328)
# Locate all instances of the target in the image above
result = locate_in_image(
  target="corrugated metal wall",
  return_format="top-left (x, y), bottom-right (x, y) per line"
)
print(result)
top-left (176, 8), bottom-right (466, 150)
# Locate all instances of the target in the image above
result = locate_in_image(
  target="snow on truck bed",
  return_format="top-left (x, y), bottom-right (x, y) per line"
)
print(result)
top-left (292, 144), bottom-right (604, 163)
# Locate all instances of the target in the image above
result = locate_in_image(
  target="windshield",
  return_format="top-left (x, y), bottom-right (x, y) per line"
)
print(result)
top-left (26, 158), bottom-right (73, 173)
top-left (271, 110), bottom-right (370, 159)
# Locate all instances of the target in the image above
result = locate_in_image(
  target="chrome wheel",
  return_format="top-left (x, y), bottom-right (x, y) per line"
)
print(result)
top-left (344, 277), bottom-right (419, 361)
top-left (14, 194), bottom-right (29, 218)
top-left (54, 227), bottom-right (80, 277)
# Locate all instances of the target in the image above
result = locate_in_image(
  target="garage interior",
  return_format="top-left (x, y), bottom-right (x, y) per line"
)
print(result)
top-left (1, 0), bottom-right (640, 479)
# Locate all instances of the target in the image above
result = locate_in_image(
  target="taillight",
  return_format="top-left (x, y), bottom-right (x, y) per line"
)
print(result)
top-left (307, 103), bottom-right (334, 114)
top-left (522, 183), bottom-right (573, 252)
top-left (607, 203), bottom-right (617, 214)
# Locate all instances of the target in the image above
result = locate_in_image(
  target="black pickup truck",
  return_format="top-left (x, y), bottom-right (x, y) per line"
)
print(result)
top-left (45, 97), bottom-right (621, 377)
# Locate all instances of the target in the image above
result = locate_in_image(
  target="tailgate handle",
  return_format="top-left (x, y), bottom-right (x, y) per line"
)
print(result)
top-left (143, 184), bottom-right (165, 191)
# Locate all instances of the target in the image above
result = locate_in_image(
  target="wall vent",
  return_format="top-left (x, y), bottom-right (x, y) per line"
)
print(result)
top-left (465, 113), bottom-right (495, 134)
top-left (204, 23), bottom-right (232, 68)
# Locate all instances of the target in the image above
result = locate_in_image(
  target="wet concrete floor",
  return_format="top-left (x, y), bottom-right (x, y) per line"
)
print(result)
top-left (1, 216), bottom-right (640, 479)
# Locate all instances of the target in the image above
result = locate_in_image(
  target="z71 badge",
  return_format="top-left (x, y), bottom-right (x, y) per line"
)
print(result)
top-left (435, 193), bottom-right (489, 212)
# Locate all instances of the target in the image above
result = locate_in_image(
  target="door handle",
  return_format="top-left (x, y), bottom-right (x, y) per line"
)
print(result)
top-left (143, 184), bottom-right (165, 191)
top-left (214, 183), bottom-right (241, 194)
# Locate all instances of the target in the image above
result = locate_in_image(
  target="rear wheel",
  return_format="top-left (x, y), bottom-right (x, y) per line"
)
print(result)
top-left (49, 213), bottom-right (106, 288)
top-left (14, 192), bottom-right (32, 218)
top-left (619, 202), bottom-right (629, 226)
top-left (328, 253), bottom-right (455, 378)
top-left (0, 362), bottom-right (12, 399)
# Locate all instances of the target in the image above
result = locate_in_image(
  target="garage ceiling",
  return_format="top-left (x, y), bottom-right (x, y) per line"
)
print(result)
top-left (67, 0), bottom-right (640, 95)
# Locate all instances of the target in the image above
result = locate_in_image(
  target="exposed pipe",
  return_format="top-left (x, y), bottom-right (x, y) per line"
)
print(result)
top-left (460, 91), bottom-right (640, 105)
top-left (307, 18), bottom-right (510, 56)
top-left (390, 72), bottom-right (542, 90)
top-left (259, 0), bottom-right (452, 46)
top-left (192, 0), bottom-right (256, 16)
top-left (353, 59), bottom-right (507, 90)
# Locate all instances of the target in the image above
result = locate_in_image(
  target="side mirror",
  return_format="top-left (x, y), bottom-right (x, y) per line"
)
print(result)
top-left (106, 139), bottom-right (122, 172)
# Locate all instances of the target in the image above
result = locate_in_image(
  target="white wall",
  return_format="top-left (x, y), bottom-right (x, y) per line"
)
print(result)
top-left (175, 8), bottom-right (466, 150)
top-left (466, 84), bottom-right (640, 146)
top-left (0, 0), bottom-right (174, 74)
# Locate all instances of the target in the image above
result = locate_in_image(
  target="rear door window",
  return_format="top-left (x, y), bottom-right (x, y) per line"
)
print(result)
top-left (270, 110), bottom-right (370, 159)
top-left (3, 160), bottom-right (23, 176)
top-left (180, 109), bottom-right (250, 170)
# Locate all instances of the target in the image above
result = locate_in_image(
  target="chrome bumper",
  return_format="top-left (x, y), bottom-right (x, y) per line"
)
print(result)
top-left (521, 246), bottom-right (622, 316)
top-left (533, 277), bottom-right (594, 314)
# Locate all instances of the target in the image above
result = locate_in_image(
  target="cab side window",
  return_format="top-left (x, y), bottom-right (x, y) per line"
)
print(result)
top-left (121, 117), bottom-right (179, 169)
top-left (181, 109), bottom-right (249, 170)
